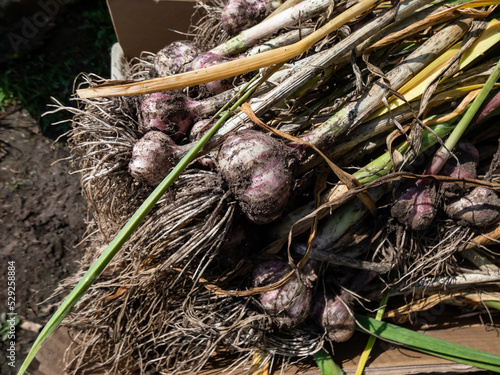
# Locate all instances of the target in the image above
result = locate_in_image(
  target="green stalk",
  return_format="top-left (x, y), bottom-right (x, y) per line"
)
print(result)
top-left (484, 301), bottom-right (500, 311)
top-left (211, 0), bottom-right (331, 56)
top-left (18, 74), bottom-right (263, 375)
top-left (298, 15), bottom-right (467, 152)
top-left (271, 122), bottom-right (455, 247)
top-left (355, 291), bottom-right (390, 375)
top-left (427, 58), bottom-right (500, 175)
top-left (355, 314), bottom-right (500, 372)
top-left (354, 123), bottom-right (455, 184)
top-left (305, 121), bottom-right (457, 254)
top-left (314, 349), bottom-right (346, 375)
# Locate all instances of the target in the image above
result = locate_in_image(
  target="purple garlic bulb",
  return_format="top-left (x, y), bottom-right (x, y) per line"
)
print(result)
top-left (222, 0), bottom-right (280, 35)
top-left (139, 92), bottom-right (201, 139)
top-left (128, 131), bottom-right (190, 186)
top-left (188, 52), bottom-right (235, 95)
top-left (440, 142), bottom-right (479, 198)
top-left (390, 180), bottom-right (437, 231)
top-left (153, 40), bottom-right (200, 77)
top-left (445, 187), bottom-right (500, 227)
top-left (218, 130), bottom-right (293, 224)
top-left (310, 291), bottom-right (356, 343)
top-left (189, 118), bottom-right (214, 142)
top-left (253, 259), bottom-right (316, 328)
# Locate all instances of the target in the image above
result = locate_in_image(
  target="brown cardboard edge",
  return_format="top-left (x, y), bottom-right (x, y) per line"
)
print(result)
top-left (106, 0), bottom-right (200, 60)
top-left (31, 321), bottom-right (499, 374)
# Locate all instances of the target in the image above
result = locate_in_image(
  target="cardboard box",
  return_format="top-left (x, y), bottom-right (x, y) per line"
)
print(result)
top-left (31, 320), bottom-right (500, 374)
top-left (106, 0), bottom-right (199, 60)
top-left (31, 3), bottom-right (499, 374)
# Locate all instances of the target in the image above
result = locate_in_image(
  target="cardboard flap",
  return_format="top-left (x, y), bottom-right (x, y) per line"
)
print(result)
top-left (106, 0), bottom-right (199, 59)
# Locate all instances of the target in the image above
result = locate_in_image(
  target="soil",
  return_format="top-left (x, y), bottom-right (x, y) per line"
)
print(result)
top-left (0, 104), bottom-right (87, 374)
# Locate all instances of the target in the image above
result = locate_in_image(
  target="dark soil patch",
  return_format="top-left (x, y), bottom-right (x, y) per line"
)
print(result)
top-left (0, 0), bottom-right (116, 138)
top-left (0, 2), bottom-right (116, 372)
top-left (0, 105), bottom-right (87, 374)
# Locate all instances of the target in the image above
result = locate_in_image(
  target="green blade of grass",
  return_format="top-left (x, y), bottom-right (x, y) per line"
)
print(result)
top-left (355, 291), bottom-right (390, 375)
top-left (484, 300), bottom-right (500, 310)
top-left (427, 57), bottom-right (500, 174)
top-left (442, 58), bottom-right (500, 152)
top-left (355, 314), bottom-right (500, 372)
top-left (314, 349), bottom-right (345, 375)
top-left (415, 346), bottom-right (500, 371)
top-left (354, 121), bottom-right (456, 184)
top-left (17, 71), bottom-right (266, 375)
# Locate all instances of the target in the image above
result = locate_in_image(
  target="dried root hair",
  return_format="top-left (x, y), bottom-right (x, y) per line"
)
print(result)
top-left (54, 167), bottom-right (326, 373)
top-left (372, 213), bottom-right (477, 291)
top-left (191, 0), bottom-right (230, 51)
top-left (48, 83), bottom-right (144, 238)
